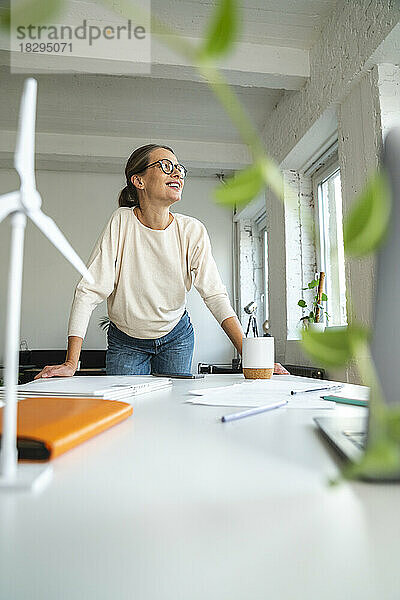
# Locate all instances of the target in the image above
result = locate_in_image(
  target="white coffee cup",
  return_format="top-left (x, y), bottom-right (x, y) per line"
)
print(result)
top-left (242, 336), bottom-right (274, 379)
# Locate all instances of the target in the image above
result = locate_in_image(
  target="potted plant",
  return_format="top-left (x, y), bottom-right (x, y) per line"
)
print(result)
top-left (99, 316), bottom-right (110, 332)
top-left (297, 273), bottom-right (329, 331)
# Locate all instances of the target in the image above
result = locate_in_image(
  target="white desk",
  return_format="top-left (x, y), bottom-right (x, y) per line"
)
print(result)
top-left (1, 374), bottom-right (399, 600)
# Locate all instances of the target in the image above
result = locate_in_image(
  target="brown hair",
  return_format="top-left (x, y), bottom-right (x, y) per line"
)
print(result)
top-left (118, 143), bottom-right (175, 208)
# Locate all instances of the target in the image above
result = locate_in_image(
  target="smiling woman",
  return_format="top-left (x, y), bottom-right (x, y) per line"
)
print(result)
top-left (34, 143), bottom-right (289, 379)
top-left (117, 144), bottom-right (177, 213)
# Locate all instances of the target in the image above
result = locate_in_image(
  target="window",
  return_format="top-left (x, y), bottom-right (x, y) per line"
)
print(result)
top-left (255, 212), bottom-right (268, 328)
top-left (262, 227), bottom-right (269, 324)
top-left (313, 162), bottom-right (347, 326)
top-left (234, 200), bottom-right (269, 337)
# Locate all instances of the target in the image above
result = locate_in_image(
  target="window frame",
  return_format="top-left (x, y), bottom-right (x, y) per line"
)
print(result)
top-left (312, 154), bottom-right (347, 327)
top-left (254, 216), bottom-right (268, 326)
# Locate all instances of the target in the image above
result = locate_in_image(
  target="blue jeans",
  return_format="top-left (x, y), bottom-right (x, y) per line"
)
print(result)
top-left (106, 311), bottom-right (195, 375)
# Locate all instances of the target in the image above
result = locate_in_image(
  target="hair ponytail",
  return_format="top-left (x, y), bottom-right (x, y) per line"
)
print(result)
top-left (118, 183), bottom-right (138, 208)
top-left (118, 143), bottom-right (175, 209)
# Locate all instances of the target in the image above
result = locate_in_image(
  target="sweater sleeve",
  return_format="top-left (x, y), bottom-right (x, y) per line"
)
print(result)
top-left (190, 223), bottom-right (237, 324)
top-left (67, 211), bottom-right (121, 339)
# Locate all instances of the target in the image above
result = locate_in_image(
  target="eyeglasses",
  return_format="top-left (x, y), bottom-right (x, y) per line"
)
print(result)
top-left (144, 159), bottom-right (187, 179)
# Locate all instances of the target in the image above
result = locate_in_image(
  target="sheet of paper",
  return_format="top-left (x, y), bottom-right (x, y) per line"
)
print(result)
top-left (189, 378), bottom-right (342, 397)
top-left (186, 381), bottom-right (335, 409)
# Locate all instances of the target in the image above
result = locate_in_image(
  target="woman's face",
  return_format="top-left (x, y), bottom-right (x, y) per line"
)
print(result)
top-left (131, 147), bottom-right (185, 207)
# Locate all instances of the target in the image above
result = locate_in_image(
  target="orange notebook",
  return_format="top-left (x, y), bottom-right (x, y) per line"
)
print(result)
top-left (0, 397), bottom-right (133, 461)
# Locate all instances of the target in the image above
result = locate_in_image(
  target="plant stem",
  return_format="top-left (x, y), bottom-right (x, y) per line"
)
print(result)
top-left (102, 0), bottom-right (266, 163)
top-left (197, 61), bottom-right (266, 161)
top-left (353, 340), bottom-right (386, 441)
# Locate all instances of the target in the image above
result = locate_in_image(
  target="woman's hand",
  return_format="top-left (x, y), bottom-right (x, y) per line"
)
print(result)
top-left (274, 362), bottom-right (289, 375)
top-left (34, 361), bottom-right (76, 380)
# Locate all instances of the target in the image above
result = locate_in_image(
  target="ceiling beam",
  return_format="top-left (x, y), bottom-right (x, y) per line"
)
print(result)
top-left (0, 130), bottom-right (251, 175)
top-left (150, 36), bottom-right (309, 90)
top-left (0, 35), bottom-right (309, 90)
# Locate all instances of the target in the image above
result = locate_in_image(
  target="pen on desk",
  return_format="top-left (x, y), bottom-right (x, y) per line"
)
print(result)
top-left (290, 384), bottom-right (343, 395)
top-left (221, 400), bottom-right (287, 423)
top-left (321, 395), bottom-right (368, 407)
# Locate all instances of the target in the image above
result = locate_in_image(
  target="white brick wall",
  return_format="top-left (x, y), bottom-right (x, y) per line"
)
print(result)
top-left (264, 1), bottom-right (400, 164)
top-left (284, 171), bottom-right (316, 340)
top-left (337, 64), bottom-right (399, 382)
top-left (377, 63), bottom-right (400, 137)
top-left (238, 219), bottom-right (256, 329)
top-left (237, 219), bottom-right (265, 336)
top-left (261, 0), bottom-right (400, 376)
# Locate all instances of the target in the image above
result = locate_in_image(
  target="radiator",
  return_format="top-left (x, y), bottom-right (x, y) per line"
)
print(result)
top-left (198, 362), bottom-right (325, 379)
top-left (283, 365), bottom-right (326, 379)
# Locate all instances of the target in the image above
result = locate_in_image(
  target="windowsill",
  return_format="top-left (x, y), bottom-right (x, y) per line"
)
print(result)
top-left (287, 323), bottom-right (347, 342)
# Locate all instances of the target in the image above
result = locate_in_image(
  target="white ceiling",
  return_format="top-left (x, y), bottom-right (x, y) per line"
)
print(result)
top-left (0, 0), bottom-right (339, 173)
top-left (153, 0), bottom-right (338, 49)
top-left (0, 69), bottom-right (282, 144)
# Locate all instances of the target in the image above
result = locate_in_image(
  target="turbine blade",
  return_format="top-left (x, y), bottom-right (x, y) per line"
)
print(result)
top-left (0, 191), bottom-right (20, 224)
top-left (14, 78), bottom-right (37, 192)
top-left (29, 210), bottom-right (94, 283)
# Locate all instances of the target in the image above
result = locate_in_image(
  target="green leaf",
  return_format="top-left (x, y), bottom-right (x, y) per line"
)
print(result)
top-left (346, 438), bottom-right (400, 479)
top-left (308, 280), bottom-right (318, 289)
top-left (1, 0), bottom-right (63, 28)
top-left (383, 409), bottom-right (400, 441)
top-left (213, 162), bottom-right (265, 207)
top-left (200, 0), bottom-right (238, 59)
top-left (298, 300), bottom-right (307, 308)
top-left (301, 325), bottom-right (369, 368)
top-left (0, 7), bottom-right (10, 28)
top-left (341, 408), bottom-right (400, 480)
top-left (261, 158), bottom-right (284, 200)
top-left (321, 293), bottom-right (328, 302)
top-left (343, 170), bottom-right (391, 256)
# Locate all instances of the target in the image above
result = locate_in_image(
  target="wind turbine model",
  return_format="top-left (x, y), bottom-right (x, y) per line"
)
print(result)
top-left (0, 78), bottom-right (94, 491)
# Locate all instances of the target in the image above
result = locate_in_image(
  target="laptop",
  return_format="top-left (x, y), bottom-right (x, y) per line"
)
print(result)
top-left (314, 127), bottom-right (400, 481)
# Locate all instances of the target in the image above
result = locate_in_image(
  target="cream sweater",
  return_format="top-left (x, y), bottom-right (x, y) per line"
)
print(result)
top-left (67, 207), bottom-right (237, 340)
